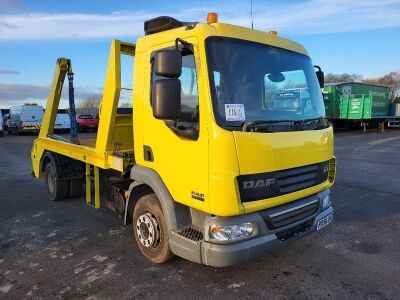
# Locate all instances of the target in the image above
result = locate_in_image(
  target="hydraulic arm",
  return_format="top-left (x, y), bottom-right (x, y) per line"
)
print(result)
top-left (39, 58), bottom-right (78, 143)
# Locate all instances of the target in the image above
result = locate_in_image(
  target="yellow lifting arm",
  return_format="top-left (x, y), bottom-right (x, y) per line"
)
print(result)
top-left (39, 58), bottom-right (70, 138)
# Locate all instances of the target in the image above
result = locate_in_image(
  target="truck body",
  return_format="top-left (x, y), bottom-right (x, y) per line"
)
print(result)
top-left (8, 104), bottom-right (44, 134)
top-left (31, 15), bottom-right (335, 267)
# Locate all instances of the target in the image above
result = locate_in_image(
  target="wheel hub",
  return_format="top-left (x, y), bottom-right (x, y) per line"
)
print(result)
top-left (136, 213), bottom-right (159, 248)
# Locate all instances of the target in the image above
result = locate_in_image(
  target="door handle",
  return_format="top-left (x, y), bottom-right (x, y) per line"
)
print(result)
top-left (143, 145), bottom-right (154, 162)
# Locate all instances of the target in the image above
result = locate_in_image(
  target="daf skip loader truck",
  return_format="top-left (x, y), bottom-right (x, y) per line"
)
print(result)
top-left (31, 13), bottom-right (336, 267)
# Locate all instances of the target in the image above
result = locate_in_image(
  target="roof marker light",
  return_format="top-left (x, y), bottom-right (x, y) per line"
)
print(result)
top-left (207, 12), bottom-right (218, 24)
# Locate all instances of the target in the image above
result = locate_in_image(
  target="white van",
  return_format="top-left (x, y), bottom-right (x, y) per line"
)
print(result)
top-left (54, 113), bottom-right (71, 132)
top-left (8, 104), bottom-right (44, 134)
top-left (0, 113), bottom-right (3, 137)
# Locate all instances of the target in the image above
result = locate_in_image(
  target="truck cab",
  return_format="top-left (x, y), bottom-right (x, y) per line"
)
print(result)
top-left (31, 14), bottom-right (335, 267)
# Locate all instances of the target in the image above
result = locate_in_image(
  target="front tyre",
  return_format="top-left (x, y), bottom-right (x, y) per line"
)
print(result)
top-left (45, 162), bottom-right (69, 201)
top-left (132, 193), bottom-right (172, 264)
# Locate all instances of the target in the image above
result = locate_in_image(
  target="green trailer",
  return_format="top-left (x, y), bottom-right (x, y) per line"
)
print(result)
top-left (322, 82), bottom-right (400, 130)
top-left (323, 82), bottom-right (389, 120)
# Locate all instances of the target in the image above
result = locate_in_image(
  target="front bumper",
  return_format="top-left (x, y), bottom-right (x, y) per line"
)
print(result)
top-left (201, 205), bottom-right (332, 267)
top-left (170, 189), bottom-right (333, 267)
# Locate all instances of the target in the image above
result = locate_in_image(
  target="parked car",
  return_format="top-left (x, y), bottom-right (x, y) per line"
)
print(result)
top-left (8, 104), bottom-right (44, 135)
top-left (0, 113), bottom-right (3, 137)
top-left (54, 113), bottom-right (71, 133)
top-left (77, 114), bottom-right (99, 132)
top-left (3, 114), bottom-right (9, 131)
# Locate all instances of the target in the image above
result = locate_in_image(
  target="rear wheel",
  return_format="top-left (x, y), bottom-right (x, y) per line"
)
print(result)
top-left (45, 163), bottom-right (69, 201)
top-left (68, 179), bottom-right (83, 198)
top-left (132, 193), bottom-right (172, 264)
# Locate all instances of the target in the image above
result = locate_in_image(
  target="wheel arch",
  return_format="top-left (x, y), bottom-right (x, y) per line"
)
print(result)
top-left (124, 183), bottom-right (154, 225)
top-left (40, 151), bottom-right (62, 179)
top-left (125, 165), bottom-right (191, 231)
top-left (39, 151), bottom-right (84, 180)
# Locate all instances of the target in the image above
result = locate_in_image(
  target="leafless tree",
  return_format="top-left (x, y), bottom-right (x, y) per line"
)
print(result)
top-left (324, 73), bottom-right (363, 84)
top-left (77, 95), bottom-right (102, 109)
top-left (362, 72), bottom-right (400, 102)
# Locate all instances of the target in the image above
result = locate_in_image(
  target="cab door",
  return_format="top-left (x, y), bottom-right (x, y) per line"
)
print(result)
top-left (142, 37), bottom-right (209, 212)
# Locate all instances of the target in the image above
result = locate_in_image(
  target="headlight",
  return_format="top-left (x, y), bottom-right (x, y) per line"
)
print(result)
top-left (322, 194), bottom-right (331, 209)
top-left (209, 222), bottom-right (256, 241)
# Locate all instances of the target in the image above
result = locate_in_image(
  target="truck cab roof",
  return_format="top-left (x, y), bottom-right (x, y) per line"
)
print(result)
top-left (137, 17), bottom-right (308, 57)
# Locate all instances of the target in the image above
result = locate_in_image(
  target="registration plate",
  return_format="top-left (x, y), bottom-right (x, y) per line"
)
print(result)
top-left (317, 213), bottom-right (333, 230)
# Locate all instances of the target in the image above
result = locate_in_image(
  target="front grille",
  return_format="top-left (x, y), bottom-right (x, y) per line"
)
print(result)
top-left (276, 164), bottom-right (321, 194)
top-left (238, 161), bottom-right (329, 202)
top-left (267, 200), bottom-right (319, 229)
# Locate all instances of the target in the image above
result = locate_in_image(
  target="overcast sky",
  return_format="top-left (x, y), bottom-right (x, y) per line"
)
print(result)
top-left (1, 0), bottom-right (400, 108)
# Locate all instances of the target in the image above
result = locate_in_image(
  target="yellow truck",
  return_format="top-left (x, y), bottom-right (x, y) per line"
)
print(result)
top-left (31, 13), bottom-right (336, 266)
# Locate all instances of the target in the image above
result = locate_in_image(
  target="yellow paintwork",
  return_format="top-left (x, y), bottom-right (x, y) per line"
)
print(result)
top-left (32, 20), bottom-right (335, 217)
top-left (86, 163), bottom-right (91, 204)
top-left (233, 128), bottom-right (333, 174)
top-left (31, 40), bottom-right (135, 179)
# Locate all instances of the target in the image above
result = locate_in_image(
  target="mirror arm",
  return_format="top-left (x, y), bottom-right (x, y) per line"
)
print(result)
top-left (314, 65), bottom-right (321, 72)
top-left (175, 38), bottom-right (190, 49)
top-left (175, 38), bottom-right (193, 55)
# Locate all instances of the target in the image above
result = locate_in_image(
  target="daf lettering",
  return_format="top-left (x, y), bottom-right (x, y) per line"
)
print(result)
top-left (243, 178), bottom-right (276, 190)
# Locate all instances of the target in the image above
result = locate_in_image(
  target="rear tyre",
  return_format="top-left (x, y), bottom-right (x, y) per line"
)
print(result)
top-left (45, 163), bottom-right (69, 201)
top-left (68, 179), bottom-right (83, 198)
top-left (0, 131), bottom-right (3, 137)
top-left (133, 193), bottom-right (172, 264)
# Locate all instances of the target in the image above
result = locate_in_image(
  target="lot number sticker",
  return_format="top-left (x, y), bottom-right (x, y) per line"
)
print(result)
top-left (225, 104), bottom-right (245, 121)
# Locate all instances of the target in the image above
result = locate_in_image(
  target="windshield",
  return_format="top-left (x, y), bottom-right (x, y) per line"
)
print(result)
top-left (206, 37), bottom-right (326, 131)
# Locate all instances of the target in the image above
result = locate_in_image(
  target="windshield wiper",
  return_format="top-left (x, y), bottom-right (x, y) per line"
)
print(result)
top-left (297, 117), bottom-right (330, 130)
top-left (242, 120), bottom-right (295, 132)
top-left (242, 117), bottom-right (329, 132)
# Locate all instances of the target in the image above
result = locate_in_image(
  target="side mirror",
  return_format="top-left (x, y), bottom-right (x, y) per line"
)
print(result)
top-left (152, 79), bottom-right (181, 120)
top-left (314, 65), bottom-right (324, 88)
top-left (153, 49), bottom-right (182, 78)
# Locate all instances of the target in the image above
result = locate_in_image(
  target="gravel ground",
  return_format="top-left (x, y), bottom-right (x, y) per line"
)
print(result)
top-left (0, 130), bottom-right (399, 299)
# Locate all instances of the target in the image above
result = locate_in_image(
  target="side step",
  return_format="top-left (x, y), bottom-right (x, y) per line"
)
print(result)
top-left (169, 226), bottom-right (204, 264)
top-left (177, 226), bottom-right (204, 241)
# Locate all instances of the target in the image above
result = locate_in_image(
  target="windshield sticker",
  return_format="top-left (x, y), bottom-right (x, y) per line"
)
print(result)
top-left (225, 104), bottom-right (245, 121)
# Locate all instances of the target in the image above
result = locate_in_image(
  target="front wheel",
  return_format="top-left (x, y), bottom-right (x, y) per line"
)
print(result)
top-left (132, 193), bottom-right (172, 264)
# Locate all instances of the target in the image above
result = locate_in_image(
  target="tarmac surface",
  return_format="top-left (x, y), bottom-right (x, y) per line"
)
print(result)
top-left (0, 130), bottom-right (399, 299)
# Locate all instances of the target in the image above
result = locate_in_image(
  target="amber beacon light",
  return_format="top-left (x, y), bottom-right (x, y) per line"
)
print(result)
top-left (207, 12), bottom-right (218, 24)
